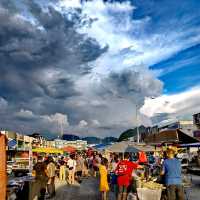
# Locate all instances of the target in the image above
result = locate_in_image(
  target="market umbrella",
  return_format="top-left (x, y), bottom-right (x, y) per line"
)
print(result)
top-left (125, 145), bottom-right (140, 153)
top-left (106, 141), bottom-right (131, 153)
top-left (133, 144), bottom-right (155, 152)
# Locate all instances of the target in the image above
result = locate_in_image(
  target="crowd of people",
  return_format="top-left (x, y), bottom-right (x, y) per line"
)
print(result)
top-left (32, 147), bottom-right (184, 200)
top-left (33, 153), bottom-right (88, 199)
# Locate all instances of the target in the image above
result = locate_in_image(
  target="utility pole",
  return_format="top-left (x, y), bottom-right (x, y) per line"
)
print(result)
top-left (60, 119), bottom-right (64, 139)
top-left (136, 104), bottom-right (140, 143)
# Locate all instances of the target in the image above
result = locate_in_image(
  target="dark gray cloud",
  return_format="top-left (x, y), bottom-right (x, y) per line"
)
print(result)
top-left (0, 0), bottom-right (108, 136)
top-left (97, 68), bottom-right (163, 105)
top-left (0, 0), bottom-right (105, 101)
top-left (0, 0), bottom-right (164, 138)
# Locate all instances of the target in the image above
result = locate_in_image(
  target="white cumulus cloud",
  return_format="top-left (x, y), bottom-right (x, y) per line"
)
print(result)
top-left (16, 109), bottom-right (35, 119)
top-left (140, 86), bottom-right (200, 124)
top-left (78, 120), bottom-right (88, 127)
top-left (43, 113), bottom-right (69, 126)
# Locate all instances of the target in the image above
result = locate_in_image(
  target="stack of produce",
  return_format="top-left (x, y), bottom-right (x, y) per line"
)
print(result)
top-left (141, 181), bottom-right (163, 190)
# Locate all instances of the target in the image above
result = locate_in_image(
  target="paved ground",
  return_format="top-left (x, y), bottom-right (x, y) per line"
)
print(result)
top-left (53, 177), bottom-right (115, 200)
top-left (186, 174), bottom-right (200, 200)
top-left (50, 174), bottom-right (200, 200)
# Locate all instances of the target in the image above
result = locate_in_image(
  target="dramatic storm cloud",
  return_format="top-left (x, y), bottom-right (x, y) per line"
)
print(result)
top-left (0, 0), bottom-right (200, 138)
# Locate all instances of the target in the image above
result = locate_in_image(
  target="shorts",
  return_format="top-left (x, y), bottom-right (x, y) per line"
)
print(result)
top-left (118, 185), bottom-right (128, 193)
top-left (76, 171), bottom-right (82, 177)
top-left (110, 173), bottom-right (117, 184)
top-left (166, 185), bottom-right (184, 200)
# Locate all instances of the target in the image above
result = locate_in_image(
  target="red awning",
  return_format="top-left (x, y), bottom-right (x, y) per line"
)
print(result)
top-left (62, 146), bottom-right (76, 153)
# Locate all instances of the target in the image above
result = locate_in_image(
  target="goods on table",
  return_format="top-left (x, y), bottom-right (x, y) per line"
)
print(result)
top-left (141, 181), bottom-right (163, 190)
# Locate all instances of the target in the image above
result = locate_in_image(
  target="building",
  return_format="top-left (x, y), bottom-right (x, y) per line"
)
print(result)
top-left (158, 120), bottom-right (195, 136)
top-left (30, 133), bottom-right (48, 148)
top-left (193, 113), bottom-right (200, 140)
top-left (193, 113), bottom-right (200, 129)
top-left (54, 139), bottom-right (87, 150)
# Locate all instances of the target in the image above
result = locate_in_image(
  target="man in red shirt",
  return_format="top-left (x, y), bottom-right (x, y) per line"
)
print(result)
top-left (115, 153), bottom-right (138, 200)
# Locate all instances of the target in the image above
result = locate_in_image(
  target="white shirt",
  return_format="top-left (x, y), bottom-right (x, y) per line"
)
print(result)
top-left (67, 158), bottom-right (76, 170)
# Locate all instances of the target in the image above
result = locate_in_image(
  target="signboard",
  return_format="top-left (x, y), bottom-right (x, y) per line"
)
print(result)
top-left (8, 139), bottom-right (17, 149)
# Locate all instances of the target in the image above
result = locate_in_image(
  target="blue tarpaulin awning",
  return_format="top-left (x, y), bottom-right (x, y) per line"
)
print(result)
top-left (179, 143), bottom-right (200, 148)
top-left (93, 143), bottom-right (111, 150)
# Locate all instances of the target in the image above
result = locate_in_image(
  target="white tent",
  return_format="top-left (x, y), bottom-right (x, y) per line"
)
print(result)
top-left (106, 141), bottom-right (155, 153)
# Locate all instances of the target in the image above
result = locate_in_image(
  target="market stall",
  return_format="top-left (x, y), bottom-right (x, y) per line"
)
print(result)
top-left (62, 146), bottom-right (76, 154)
top-left (32, 147), bottom-right (63, 154)
top-left (131, 166), bottom-right (165, 200)
top-left (179, 143), bottom-right (200, 175)
top-left (0, 133), bottom-right (6, 200)
top-left (10, 151), bottom-right (32, 177)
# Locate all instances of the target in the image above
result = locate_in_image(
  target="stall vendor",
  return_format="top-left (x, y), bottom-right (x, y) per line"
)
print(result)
top-left (161, 149), bottom-right (184, 200)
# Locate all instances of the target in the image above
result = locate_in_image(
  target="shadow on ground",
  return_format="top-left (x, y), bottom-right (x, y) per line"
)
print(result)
top-left (52, 177), bottom-right (115, 200)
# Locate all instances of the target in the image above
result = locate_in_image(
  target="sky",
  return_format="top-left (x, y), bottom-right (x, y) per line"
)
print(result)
top-left (0, 0), bottom-right (200, 138)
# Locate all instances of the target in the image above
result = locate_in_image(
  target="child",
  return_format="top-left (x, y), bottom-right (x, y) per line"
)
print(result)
top-left (99, 157), bottom-right (109, 200)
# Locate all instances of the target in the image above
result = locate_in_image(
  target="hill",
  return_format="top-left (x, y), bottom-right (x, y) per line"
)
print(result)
top-left (82, 137), bottom-right (101, 144)
top-left (62, 134), bottom-right (80, 141)
top-left (118, 126), bottom-right (146, 142)
top-left (102, 137), bottom-right (118, 144)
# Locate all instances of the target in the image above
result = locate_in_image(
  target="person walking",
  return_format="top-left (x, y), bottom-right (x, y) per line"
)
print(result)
top-left (82, 155), bottom-right (89, 177)
top-left (110, 155), bottom-right (119, 197)
top-left (67, 154), bottom-right (76, 185)
top-left (115, 153), bottom-right (138, 200)
top-left (161, 148), bottom-right (184, 200)
top-left (59, 157), bottom-right (66, 181)
top-left (46, 156), bottom-right (56, 198)
top-left (99, 157), bottom-right (109, 200)
top-left (33, 156), bottom-right (48, 200)
top-left (76, 154), bottom-right (84, 183)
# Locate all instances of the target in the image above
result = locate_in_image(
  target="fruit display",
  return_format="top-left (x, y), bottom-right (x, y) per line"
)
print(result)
top-left (141, 181), bottom-right (163, 190)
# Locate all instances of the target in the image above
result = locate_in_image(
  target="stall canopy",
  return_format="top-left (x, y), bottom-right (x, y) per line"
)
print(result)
top-left (144, 129), bottom-right (199, 144)
top-left (179, 142), bottom-right (200, 148)
top-left (106, 141), bottom-right (131, 153)
top-left (93, 143), bottom-right (111, 151)
top-left (106, 141), bottom-right (155, 153)
top-left (32, 147), bottom-right (63, 154)
top-left (62, 146), bottom-right (76, 153)
top-left (125, 146), bottom-right (140, 153)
